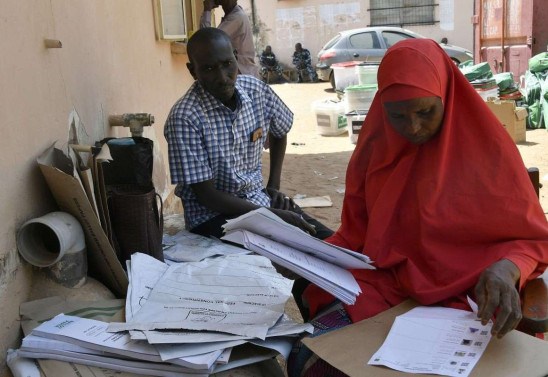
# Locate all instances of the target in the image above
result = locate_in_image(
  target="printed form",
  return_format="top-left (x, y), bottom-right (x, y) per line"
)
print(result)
top-left (368, 306), bottom-right (493, 377)
top-left (108, 254), bottom-right (293, 339)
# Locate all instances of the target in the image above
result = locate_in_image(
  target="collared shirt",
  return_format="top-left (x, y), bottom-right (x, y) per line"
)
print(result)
top-left (200, 5), bottom-right (259, 78)
top-left (164, 75), bottom-right (293, 229)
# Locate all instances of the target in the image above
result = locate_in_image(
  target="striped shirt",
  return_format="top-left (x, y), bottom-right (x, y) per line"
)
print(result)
top-left (164, 75), bottom-right (293, 229)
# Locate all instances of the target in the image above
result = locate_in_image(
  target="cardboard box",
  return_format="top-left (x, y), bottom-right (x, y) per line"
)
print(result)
top-left (37, 144), bottom-right (128, 298)
top-left (303, 300), bottom-right (548, 377)
top-left (486, 100), bottom-right (527, 143)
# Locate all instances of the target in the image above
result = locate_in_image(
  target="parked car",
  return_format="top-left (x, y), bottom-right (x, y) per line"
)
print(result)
top-left (316, 26), bottom-right (473, 88)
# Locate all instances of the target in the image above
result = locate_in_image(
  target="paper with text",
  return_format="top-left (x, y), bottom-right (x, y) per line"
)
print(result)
top-left (222, 207), bottom-right (374, 269)
top-left (369, 306), bottom-right (493, 377)
top-left (223, 230), bottom-right (361, 304)
top-left (163, 230), bottom-right (249, 263)
top-left (108, 254), bottom-right (292, 339)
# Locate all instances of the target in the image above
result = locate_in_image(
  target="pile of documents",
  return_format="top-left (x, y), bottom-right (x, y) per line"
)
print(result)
top-left (15, 253), bottom-right (313, 376)
top-left (221, 208), bottom-right (375, 305)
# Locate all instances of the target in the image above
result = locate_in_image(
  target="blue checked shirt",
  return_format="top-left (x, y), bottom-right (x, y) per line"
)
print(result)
top-left (164, 75), bottom-right (293, 230)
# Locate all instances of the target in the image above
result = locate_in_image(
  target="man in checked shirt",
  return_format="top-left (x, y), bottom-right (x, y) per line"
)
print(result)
top-left (164, 28), bottom-right (333, 241)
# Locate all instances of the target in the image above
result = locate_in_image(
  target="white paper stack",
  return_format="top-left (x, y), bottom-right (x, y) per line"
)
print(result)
top-left (17, 253), bottom-right (313, 376)
top-left (221, 208), bottom-right (375, 305)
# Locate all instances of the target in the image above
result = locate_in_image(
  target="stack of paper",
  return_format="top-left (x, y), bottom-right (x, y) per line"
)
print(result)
top-left (17, 253), bottom-right (313, 376)
top-left (221, 208), bottom-right (375, 305)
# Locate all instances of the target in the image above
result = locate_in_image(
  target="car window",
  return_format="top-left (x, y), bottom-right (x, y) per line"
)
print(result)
top-left (348, 32), bottom-right (380, 49)
top-left (323, 34), bottom-right (342, 50)
top-left (381, 31), bottom-right (415, 48)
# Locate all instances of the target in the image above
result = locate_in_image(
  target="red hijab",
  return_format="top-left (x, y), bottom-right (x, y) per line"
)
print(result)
top-left (307, 39), bottom-right (548, 322)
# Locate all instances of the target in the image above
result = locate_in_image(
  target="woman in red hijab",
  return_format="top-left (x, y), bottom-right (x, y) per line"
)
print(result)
top-left (288, 38), bottom-right (548, 377)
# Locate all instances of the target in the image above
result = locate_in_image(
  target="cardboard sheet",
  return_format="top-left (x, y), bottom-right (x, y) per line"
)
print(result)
top-left (37, 144), bottom-right (128, 297)
top-left (303, 300), bottom-right (548, 377)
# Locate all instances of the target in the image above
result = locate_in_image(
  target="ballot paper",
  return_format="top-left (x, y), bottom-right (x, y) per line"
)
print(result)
top-left (108, 254), bottom-right (293, 339)
top-left (162, 230), bottom-right (250, 263)
top-left (220, 208), bottom-right (375, 304)
top-left (29, 314), bottom-right (222, 370)
top-left (16, 348), bottom-right (211, 377)
top-left (368, 306), bottom-right (493, 377)
top-left (223, 229), bottom-right (361, 305)
top-left (14, 263), bottom-right (310, 377)
top-left (222, 207), bottom-right (374, 269)
top-left (125, 253), bottom-right (168, 322)
top-left (140, 313), bottom-right (313, 344)
top-left (20, 334), bottom-right (215, 376)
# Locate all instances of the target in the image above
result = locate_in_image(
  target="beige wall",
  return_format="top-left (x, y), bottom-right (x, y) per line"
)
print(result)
top-left (240, 0), bottom-right (474, 68)
top-left (0, 0), bottom-right (194, 372)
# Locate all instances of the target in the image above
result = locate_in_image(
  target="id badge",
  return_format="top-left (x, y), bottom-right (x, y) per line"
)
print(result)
top-left (250, 127), bottom-right (263, 142)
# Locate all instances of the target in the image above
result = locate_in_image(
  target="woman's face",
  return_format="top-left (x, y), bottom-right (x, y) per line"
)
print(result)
top-left (383, 96), bottom-right (444, 144)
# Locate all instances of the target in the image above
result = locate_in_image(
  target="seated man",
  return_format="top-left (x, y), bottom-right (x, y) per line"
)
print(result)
top-left (292, 43), bottom-right (318, 83)
top-left (259, 45), bottom-right (284, 83)
top-left (164, 28), bottom-right (332, 241)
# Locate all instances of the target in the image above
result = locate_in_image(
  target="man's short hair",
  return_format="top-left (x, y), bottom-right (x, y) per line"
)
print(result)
top-left (187, 28), bottom-right (232, 62)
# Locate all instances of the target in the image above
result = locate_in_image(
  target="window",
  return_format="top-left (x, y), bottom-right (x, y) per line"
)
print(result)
top-left (381, 31), bottom-right (414, 48)
top-left (369, 0), bottom-right (438, 27)
top-left (153, 0), bottom-right (197, 41)
top-left (349, 32), bottom-right (380, 49)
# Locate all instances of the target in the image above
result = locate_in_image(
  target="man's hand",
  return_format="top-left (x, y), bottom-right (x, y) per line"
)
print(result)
top-left (271, 262), bottom-right (301, 280)
top-left (474, 259), bottom-right (522, 338)
top-left (269, 208), bottom-right (316, 236)
top-left (265, 187), bottom-right (293, 211)
top-left (203, 0), bottom-right (218, 11)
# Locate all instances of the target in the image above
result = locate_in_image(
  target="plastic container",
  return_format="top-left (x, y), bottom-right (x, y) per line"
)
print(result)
top-left (344, 84), bottom-right (378, 113)
top-left (311, 99), bottom-right (348, 136)
top-left (346, 110), bottom-right (368, 144)
top-left (356, 63), bottom-right (380, 85)
top-left (332, 61), bottom-right (361, 92)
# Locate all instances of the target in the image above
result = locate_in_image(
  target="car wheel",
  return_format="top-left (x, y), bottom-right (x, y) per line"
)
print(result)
top-left (330, 71), bottom-right (335, 89)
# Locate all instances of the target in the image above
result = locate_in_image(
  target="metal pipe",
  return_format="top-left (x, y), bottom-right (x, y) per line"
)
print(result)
top-left (501, 0), bottom-right (506, 71)
top-left (250, 0), bottom-right (257, 33)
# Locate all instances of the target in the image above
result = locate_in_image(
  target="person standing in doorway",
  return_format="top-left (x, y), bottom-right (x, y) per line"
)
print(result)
top-left (200, 0), bottom-right (260, 78)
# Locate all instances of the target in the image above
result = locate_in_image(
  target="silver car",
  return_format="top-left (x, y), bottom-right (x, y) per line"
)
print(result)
top-left (316, 26), bottom-right (473, 88)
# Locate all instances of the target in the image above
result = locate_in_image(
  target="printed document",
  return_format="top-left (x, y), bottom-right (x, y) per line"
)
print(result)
top-left (108, 254), bottom-right (292, 339)
top-left (222, 207), bottom-right (374, 268)
top-left (163, 230), bottom-right (249, 263)
top-left (368, 306), bottom-right (493, 377)
top-left (223, 230), bottom-right (361, 304)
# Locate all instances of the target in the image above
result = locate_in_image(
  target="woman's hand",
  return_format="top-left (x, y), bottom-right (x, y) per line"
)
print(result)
top-left (266, 187), bottom-right (294, 210)
top-left (474, 259), bottom-right (522, 338)
top-left (269, 208), bottom-right (316, 236)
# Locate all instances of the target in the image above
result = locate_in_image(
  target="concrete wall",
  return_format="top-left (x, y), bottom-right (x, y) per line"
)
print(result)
top-left (240, 0), bottom-right (474, 68)
top-left (0, 0), bottom-right (193, 373)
